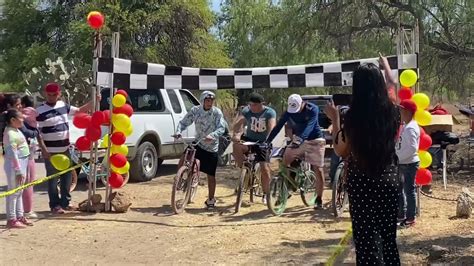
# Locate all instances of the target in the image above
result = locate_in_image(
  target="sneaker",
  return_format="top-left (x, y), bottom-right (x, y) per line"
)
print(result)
top-left (399, 218), bottom-right (415, 228)
top-left (17, 217), bottom-right (33, 226)
top-left (204, 198), bottom-right (216, 209)
top-left (262, 194), bottom-right (267, 205)
top-left (314, 198), bottom-right (323, 209)
top-left (6, 219), bottom-right (27, 229)
top-left (24, 212), bottom-right (38, 219)
top-left (51, 206), bottom-right (65, 214)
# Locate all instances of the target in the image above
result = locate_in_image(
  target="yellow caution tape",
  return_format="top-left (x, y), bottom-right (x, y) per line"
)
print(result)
top-left (0, 163), bottom-right (85, 198)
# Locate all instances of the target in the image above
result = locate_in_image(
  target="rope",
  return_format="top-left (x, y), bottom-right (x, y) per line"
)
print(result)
top-left (420, 190), bottom-right (457, 202)
top-left (325, 228), bottom-right (353, 266)
top-left (0, 163), bottom-right (84, 198)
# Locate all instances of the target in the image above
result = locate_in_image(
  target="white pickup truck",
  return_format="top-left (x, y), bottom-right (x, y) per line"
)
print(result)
top-left (70, 88), bottom-right (200, 182)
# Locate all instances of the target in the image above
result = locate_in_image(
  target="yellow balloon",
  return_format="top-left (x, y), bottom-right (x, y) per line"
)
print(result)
top-left (112, 113), bottom-right (131, 132)
top-left (414, 110), bottom-right (432, 126)
top-left (50, 154), bottom-right (70, 171)
top-left (100, 134), bottom-right (109, 148)
top-left (123, 124), bottom-right (133, 136)
top-left (111, 144), bottom-right (129, 155)
top-left (419, 150), bottom-right (432, 168)
top-left (112, 94), bottom-right (126, 108)
top-left (399, 69), bottom-right (418, 88)
top-left (412, 93), bottom-right (430, 110)
top-left (111, 162), bottom-right (130, 175)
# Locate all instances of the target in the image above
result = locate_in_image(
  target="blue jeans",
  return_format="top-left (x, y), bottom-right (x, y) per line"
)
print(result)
top-left (4, 156), bottom-right (28, 220)
top-left (45, 152), bottom-right (72, 209)
top-left (398, 162), bottom-right (419, 220)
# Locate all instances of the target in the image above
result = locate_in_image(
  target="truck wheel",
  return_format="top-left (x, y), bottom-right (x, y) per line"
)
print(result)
top-left (130, 141), bottom-right (158, 182)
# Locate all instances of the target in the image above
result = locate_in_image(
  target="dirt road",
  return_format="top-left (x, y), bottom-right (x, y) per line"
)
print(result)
top-left (0, 159), bottom-right (472, 265)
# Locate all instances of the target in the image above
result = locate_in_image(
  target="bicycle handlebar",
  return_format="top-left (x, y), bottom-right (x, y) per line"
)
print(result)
top-left (171, 135), bottom-right (205, 147)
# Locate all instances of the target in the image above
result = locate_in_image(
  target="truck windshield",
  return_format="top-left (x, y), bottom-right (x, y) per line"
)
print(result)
top-left (100, 88), bottom-right (165, 112)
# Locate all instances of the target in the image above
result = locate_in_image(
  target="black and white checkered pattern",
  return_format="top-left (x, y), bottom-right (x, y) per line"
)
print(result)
top-left (96, 54), bottom-right (418, 90)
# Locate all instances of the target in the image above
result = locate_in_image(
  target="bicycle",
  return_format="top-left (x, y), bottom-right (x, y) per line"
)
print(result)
top-left (234, 141), bottom-right (270, 213)
top-left (266, 144), bottom-right (318, 216)
top-left (170, 136), bottom-right (202, 214)
top-left (331, 159), bottom-right (349, 217)
top-left (62, 145), bottom-right (130, 192)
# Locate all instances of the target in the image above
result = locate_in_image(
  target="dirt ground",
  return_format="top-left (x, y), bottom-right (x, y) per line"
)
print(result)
top-left (0, 158), bottom-right (473, 265)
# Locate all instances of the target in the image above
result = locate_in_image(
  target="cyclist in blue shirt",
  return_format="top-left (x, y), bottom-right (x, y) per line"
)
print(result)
top-left (267, 94), bottom-right (326, 209)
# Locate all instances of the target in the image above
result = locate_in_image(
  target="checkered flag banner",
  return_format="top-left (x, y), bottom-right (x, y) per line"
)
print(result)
top-left (96, 54), bottom-right (418, 90)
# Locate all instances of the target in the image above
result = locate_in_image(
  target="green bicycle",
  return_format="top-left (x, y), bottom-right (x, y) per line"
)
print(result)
top-left (266, 145), bottom-right (318, 216)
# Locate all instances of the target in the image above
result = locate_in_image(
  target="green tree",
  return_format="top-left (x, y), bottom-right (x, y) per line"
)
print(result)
top-left (0, 0), bottom-right (232, 97)
top-left (219, 0), bottom-right (473, 103)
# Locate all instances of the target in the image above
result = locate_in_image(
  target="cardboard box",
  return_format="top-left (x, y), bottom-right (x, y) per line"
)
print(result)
top-left (422, 115), bottom-right (453, 134)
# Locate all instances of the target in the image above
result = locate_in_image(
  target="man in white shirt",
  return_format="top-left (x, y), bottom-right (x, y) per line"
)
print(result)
top-left (396, 99), bottom-right (420, 228)
top-left (37, 83), bottom-right (98, 214)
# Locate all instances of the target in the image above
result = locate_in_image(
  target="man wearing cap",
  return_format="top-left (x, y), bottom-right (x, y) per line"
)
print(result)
top-left (175, 91), bottom-right (226, 209)
top-left (396, 99), bottom-right (420, 228)
top-left (232, 92), bottom-right (276, 202)
top-left (267, 94), bottom-right (326, 209)
top-left (36, 83), bottom-right (99, 214)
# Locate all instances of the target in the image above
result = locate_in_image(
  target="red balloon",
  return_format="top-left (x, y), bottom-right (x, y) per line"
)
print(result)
top-left (420, 126), bottom-right (426, 136)
top-left (87, 11), bottom-right (104, 30)
top-left (113, 104), bottom-right (133, 117)
top-left (415, 168), bottom-right (432, 186)
top-left (76, 136), bottom-right (91, 151)
top-left (116, 89), bottom-right (128, 98)
top-left (398, 88), bottom-right (413, 101)
top-left (85, 126), bottom-right (102, 141)
top-left (108, 172), bottom-right (124, 189)
top-left (419, 133), bottom-right (432, 151)
top-left (110, 154), bottom-right (127, 168)
top-left (73, 113), bottom-right (92, 129)
top-left (110, 132), bottom-right (126, 145)
top-left (102, 110), bottom-right (111, 126)
top-left (91, 111), bottom-right (105, 127)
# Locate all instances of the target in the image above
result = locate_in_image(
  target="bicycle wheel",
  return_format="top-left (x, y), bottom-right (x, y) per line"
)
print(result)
top-left (171, 166), bottom-right (192, 214)
top-left (188, 163), bottom-right (200, 203)
top-left (235, 167), bottom-right (248, 213)
top-left (331, 161), bottom-right (349, 217)
top-left (266, 175), bottom-right (288, 216)
top-left (300, 170), bottom-right (317, 207)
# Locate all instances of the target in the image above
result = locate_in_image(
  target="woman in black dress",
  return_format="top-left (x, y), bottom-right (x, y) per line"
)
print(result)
top-left (325, 63), bottom-right (401, 265)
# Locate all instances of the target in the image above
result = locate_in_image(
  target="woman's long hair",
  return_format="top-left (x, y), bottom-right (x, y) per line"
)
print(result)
top-left (345, 63), bottom-right (400, 176)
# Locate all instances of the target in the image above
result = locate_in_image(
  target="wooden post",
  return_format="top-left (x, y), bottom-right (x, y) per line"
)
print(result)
top-left (105, 32), bottom-right (121, 212)
top-left (87, 32), bottom-right (102, 211)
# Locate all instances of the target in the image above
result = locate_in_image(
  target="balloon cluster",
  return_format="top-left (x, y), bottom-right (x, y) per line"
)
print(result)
top-left (72, 90), bottom-right (133, 188)
top-left (108, 90), bottom-right (134, 188)
top-left (398, 69), bottom-right (433, 186)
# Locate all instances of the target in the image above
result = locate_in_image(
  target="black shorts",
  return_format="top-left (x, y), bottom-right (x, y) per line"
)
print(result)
top-left (241, 136), bottom-right (270, 163)
top-left (194, 145), bottom-right (218, 176)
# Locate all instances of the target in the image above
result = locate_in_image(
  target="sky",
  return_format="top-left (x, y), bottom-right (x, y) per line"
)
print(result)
top-left (211, 0), bottom-right (222, 13)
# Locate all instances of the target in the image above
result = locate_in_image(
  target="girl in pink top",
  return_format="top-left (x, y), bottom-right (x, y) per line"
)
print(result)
top-left (21, 95), bottom-right (39, 218)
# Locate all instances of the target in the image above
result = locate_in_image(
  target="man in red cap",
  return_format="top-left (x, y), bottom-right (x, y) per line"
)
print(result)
top-left (396, 99), bottom-right (420, 228)
top-left (36, 82), bottom-right (99, 214)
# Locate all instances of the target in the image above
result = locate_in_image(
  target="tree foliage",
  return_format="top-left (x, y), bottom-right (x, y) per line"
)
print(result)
top-left (218, 0), bottom-right (473, 105)
top-left (0, 0), bottom-right (232, 97)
